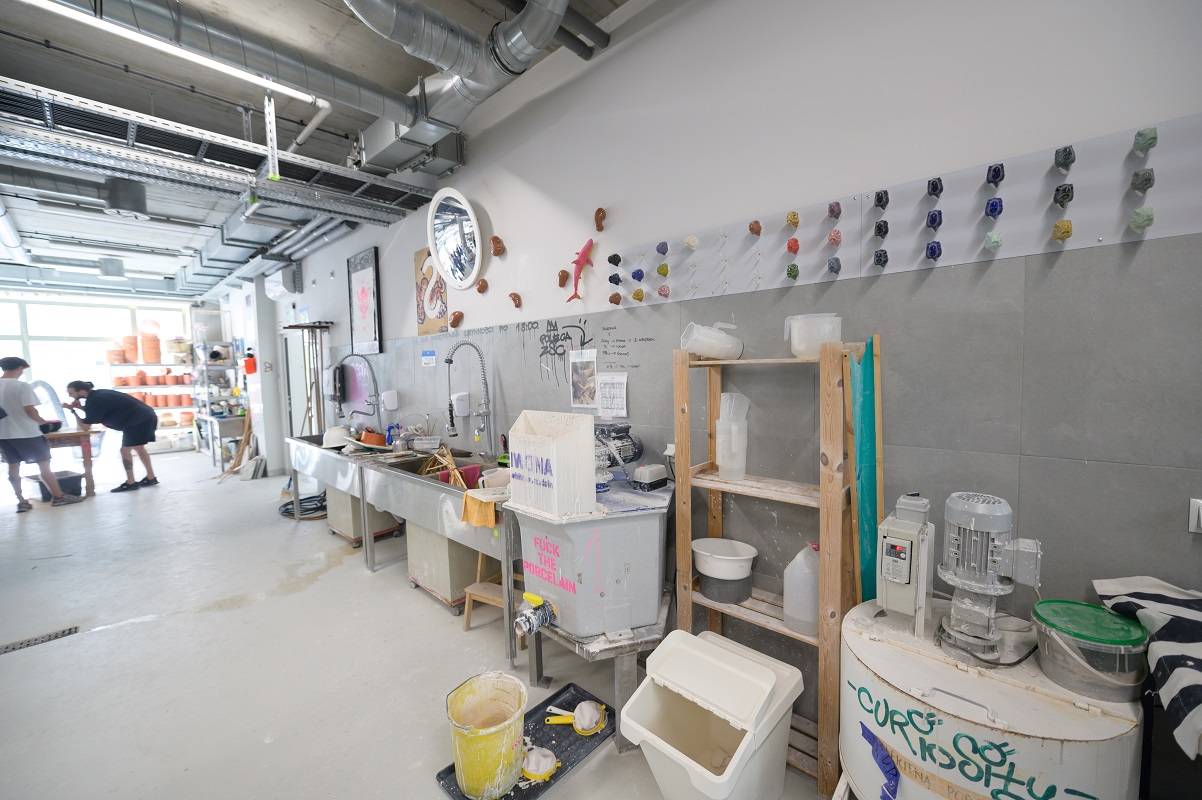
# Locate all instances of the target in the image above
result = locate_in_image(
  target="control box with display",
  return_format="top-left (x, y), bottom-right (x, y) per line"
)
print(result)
top-left (875, 493), bottom-right (936, 638)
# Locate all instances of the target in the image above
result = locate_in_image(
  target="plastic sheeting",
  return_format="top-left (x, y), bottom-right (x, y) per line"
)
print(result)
top-left (848, 338), bottom-right (879, 602)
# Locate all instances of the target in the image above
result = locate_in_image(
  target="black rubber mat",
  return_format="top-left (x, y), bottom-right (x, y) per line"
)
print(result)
top-left (436, 682), bottom-right (615, 800)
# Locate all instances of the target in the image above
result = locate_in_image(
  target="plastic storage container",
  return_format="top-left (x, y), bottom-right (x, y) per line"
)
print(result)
top-left (681, 322), bottom-right (744, 360)
top-left (782, 542), bottom-right (819, 636)
top-left (446, 671), bottom-right (527, 800)
top-left (621, 630), bottom-right (804, 800)
top-left (716, 393), bottom-right (749, 482)
top-left (1033, 599), bottom-right (1148, 703)
top-left (783, 314), bottom-right (841, 359)
top-left (693, 539), bottom-right (757, 604)
top-left (508, 411), bottom-right (596, 518)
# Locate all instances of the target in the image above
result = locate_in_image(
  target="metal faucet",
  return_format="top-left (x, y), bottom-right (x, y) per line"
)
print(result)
top-left (335, 353), bottom-right (379, 433)
top-left (444, 340), bottom-right (492, 459)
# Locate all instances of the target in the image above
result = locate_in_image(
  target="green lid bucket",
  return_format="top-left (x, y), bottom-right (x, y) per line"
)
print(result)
top-left (1033, 599), bottom-right (1147, 648)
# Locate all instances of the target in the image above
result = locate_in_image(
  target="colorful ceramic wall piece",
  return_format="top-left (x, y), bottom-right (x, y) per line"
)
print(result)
top-left (1130, 169), bottom-right (1155, 196)
top-left (1132, 127), bottom-right (1158, 157)
top-left (828, 201), bottom-right (842, 220)
top-left (594, 207), bottom-right (606, 231)
top-left (508, 292), bottom-right (521, 308)
top-left (490, 235), bottom-right (505, 256)
top-left (632, 288), bottom-right (645, 302)
top-left (873, 249), bottom-right (889, 268)
top-left (631, 268), bottom-right (644, 282)
top-left (1053, 183), bottom-right (1074, 208)
top-left (986, 163), bottom-right (1005, 187)
top-left (786, 237), bottom-right (800, 255)
top-left (786, 263), bottom-right (799, 280)
top-left (874, 190), bottom-right (890, 210)
top-left (684, 234), bottom-right (699, 249)
top-left (1130, 207), bottom-right (1154, 233)
top-left (1052, 220), bottom-right (1073, 242)
top-left (449, 311), bottom-right (464, 328)
top-left (925, 241), bottom-right (942, 261)
top-left (557, 269), bottom-right (570, 287)
top-left (749, 220), bottom-right (762, 236)
top-left (786, 211), bottom-right (800, 228)
top-left (926, 210), bottom-right (943, 231)
top-left (608, 253), bottom-right (622, 267)
top-left (657, 264), bottom-right (669, 277)
top-left (927, 177), bottom-right (944, 198)
top-left (475, 278), bottom-right (488, 293)
top-left (565, 238), bottom-right (594, 303)
top-left (984, 231), bottom-right (1003, 252)
top-left (657, 285), bottom-right (670, 298)
top-left (874, 220), bottom-right (889, 239)
top-left (608, 273), bottom-right (621, 285)
top-left (985, 197), bottom-right (1004, 220)
top-left (1054, 145), bottom-right (1076, 174)
top-left (827, 257), bottom-right (841, 274)
top-left (827, 229), bottom-right (842, 247)
top-left (608, 292), bottom-right (621, 305)
top-left (656, 241), bottom-right (670, 256)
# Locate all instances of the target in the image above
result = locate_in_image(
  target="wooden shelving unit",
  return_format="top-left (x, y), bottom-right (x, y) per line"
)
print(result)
top-left (673, 338), bottom-right (882, 799)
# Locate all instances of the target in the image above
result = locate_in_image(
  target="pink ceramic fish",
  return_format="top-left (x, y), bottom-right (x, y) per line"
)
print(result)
top-left (566, 238), bottom-right (594, 302)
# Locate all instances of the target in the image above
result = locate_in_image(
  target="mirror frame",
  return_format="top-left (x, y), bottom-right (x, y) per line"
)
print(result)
top-left (426, 187), bottom-right (482, 291)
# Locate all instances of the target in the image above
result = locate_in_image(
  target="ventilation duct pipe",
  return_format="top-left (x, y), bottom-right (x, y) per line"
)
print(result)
top-left (344, 0), bottom-right (569, 166)
top-left (44, 0), bottom-right (419, 124)
top-left (0, 196), bottom-right (33, 265)
top-left (0, 164), bottom-right (107, 203)
top-left (281, 218), bottom-right (343, 259)
top-left (490, 0), bottom-right (609, 58)
top-left (287, 222), bottom-right (357, 261)
top-left (268, 215), bottom-right (331, 256)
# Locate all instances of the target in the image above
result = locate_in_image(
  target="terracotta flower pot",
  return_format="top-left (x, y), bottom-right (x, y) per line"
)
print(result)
top-left (143, 375), bottom-right (161, 386)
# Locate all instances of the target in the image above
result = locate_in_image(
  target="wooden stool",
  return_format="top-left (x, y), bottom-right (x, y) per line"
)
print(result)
top-left (463, 552), bottom-right (525, 649)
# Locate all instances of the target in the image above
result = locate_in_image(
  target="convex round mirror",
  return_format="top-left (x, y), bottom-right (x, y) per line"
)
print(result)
top-left (427, 188), bottom-right (481, 290)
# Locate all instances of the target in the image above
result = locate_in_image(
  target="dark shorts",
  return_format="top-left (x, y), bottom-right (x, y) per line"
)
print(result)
top-left (0, 436), bottom-right (51, 465)
top-left (121, 418), bottom-right (158, 448)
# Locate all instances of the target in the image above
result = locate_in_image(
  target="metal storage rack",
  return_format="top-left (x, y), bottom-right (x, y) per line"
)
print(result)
top-left (192, 341), bottom-right (244, 466)
top-left (107, 361), bottom-right (196, 453)
top-left (672, 337), bottom-right (883, 798)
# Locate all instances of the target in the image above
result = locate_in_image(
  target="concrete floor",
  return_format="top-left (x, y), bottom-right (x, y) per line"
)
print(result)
top-left (1, 453), bottom-right (821, 799)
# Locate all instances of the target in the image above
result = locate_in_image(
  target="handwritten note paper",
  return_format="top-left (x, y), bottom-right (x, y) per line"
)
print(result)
top-left (596, 372), bottom-right (628, 418)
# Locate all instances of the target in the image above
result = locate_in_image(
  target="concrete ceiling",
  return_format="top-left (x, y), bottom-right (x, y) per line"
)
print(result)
top-left (0, 0), bottom-right (622, 293)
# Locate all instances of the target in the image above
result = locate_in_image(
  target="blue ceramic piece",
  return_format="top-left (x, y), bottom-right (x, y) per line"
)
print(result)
top-left (873, 249), bottom-right (889, 268)
top-left (608, 273), bottom-right (621, 286)
top-left (874, 190), bottom-right (890, 210)
top-left (926, 209), bottom-right (943, 231)
top-left (655, 241), bottom-right (669, 256)
top-left (631, 268), bottom-right (644, 282)
top-left (925, 241), bottom-right (942, 261)
top-left (985, 197), bottom-right (1003, 220)
top-left (827, 257), bottom-right (842, 275)
top-left (927, 177), bottom-right (943, 198)
top-left (874, 220), bottom-right (889, 239)
top-left (986, 163), bottom-right (1005, 187)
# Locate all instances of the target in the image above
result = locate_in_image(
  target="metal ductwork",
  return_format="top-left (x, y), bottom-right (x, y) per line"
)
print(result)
top-left (0, 164), bottom-right (107, 203)
top-left (346, 0), bottom-right (571, 172)
top-left (48, 0), bottom-right (418, 125)
top-left (103, 178), bottom-right (150, 220)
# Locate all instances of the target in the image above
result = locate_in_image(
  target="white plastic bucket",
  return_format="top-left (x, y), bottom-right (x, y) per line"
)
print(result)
top-left (692, 539), bottom-right (757, 580)
top-left (783, 314), bottom-right (841, 359)
top-left (682, 322), bottom-right (744, 359)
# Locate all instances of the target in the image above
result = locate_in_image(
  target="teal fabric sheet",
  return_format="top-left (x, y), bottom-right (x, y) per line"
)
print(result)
top-left (848, 338), bottom-right (879, 602)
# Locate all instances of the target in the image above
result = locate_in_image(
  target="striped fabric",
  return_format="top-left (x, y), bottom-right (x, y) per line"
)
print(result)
top-left (1094, 577), bottom-right (1202, 759)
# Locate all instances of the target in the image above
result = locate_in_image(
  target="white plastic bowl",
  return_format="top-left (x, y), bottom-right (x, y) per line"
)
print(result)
top-left (692, 539), bottom-right (758, 580)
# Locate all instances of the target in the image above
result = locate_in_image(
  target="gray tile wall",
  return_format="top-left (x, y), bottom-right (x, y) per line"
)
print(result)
top-left (324, 233), bottom-right (1202, 718)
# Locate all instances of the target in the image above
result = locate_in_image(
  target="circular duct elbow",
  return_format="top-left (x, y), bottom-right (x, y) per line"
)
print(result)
top-left (103, 179), bottom-right (150, 221)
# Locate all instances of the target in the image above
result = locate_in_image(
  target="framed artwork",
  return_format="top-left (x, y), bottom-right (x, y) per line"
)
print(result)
top-left (348, 246), bottom-right (382, 354)
top-left (414, 246), bottom-right (450, 337)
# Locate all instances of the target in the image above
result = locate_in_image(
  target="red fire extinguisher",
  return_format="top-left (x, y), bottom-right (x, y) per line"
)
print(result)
top-left (243, 348), bottom-right (257, 375)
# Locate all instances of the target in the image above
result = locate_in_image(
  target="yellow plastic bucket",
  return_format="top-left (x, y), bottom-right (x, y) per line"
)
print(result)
top-left (447, 671), bottom-right (527, 800)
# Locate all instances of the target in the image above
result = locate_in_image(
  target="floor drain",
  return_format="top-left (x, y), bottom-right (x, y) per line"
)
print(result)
top-left (1, 626), bottom-right (79, 655)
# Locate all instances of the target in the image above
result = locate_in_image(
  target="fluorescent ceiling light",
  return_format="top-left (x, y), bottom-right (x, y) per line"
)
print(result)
top-left (14, 0), bottom-right (319, 106)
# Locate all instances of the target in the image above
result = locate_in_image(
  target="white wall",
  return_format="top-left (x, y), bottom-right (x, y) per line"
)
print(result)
top-left (281, 0), bottom-right (1202, 340)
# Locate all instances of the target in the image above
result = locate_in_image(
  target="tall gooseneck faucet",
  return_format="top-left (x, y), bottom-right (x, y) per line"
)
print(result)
top-left (444, 340), bottom-right (492, 458)
top-left (335, 353), bottom-right (379, 434)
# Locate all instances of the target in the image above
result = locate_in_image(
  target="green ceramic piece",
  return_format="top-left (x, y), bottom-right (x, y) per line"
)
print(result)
top-left (786, 263), bottom-right (799, 280)
top-left (1132, 127), bottom-right (1158, 157)
top-left (984, 231), bottom-right (1003, 252)
top-left (657, 263), bottom-right (669, 278)
top-left (1129, 207), bottom-right (1154, 233)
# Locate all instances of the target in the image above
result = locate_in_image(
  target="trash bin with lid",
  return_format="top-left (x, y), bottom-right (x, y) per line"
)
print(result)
top-left (620, 630), bottom-right (803, 800)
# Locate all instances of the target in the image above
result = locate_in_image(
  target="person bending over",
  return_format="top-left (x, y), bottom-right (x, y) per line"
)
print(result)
top-left (0, 356), bottom-right (84, 511)
top-left (65, 380), bottom-right (159, 493)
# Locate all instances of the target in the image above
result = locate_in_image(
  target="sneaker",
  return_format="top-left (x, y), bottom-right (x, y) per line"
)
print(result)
top-left (138, 477), bottom-right (160, 487)
top-left (111, 482), bottom-right (140, 493)
top-left (17, 500), bottom-right (32, 513)
top-left (51, 494), bottom-right (84, 506)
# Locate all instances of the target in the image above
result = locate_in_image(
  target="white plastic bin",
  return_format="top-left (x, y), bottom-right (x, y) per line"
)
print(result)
top-left (508, 411), bottom-right (596, 517)
top-left (621, 630), bottom-right (804, 800)
top-left (783, 314), bottom-right (841, 359)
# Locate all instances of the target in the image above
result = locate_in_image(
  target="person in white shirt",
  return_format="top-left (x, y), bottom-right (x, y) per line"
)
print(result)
top-left (0, 356), bottom-right (84, 511)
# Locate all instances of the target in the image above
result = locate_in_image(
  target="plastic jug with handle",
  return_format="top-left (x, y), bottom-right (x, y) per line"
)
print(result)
top-left (784, 313), bottom-right (841, 359)
top-left (783, 542), bottom-right (820, 635)
top-left (681, 322), bottom-right (744, 359)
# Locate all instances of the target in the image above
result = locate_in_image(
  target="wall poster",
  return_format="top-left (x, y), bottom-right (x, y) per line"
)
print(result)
top-left (414, 246), bottom-right (450, 337)
top-left (348, 246), bottom-right (381, 354)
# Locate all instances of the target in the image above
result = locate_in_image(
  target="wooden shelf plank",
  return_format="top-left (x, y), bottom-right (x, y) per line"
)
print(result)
top-left (692, 589), bottom-right (818, 647)
top-left (689, 357), bottom-right (818, 367)
top-left (791, 713), bottom-right (819, 739)
top-left (787, 747), bottom-right (818, 777)
top-left (691, 469), bottom-right (821, 507)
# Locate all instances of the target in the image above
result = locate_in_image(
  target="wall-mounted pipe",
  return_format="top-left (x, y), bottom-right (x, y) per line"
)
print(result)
top-left (287, 222), bottom-right (357, 261)
top-left (286, 99), bottom-right (333, 154)
top-left (0, 196), bottom-right (32, 265)
top-left (281, 218), bottom-right (342, 258)
top-left (268, 215), bottom-right (330, 256)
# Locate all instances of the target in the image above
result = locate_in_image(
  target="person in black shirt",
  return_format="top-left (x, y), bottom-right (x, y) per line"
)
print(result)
top-left (65, 380), bottom-right (159, 492)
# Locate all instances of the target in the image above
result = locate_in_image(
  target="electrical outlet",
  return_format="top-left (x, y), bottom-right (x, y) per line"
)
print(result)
top-left (1191, 499), bottom-right (1202, 534)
